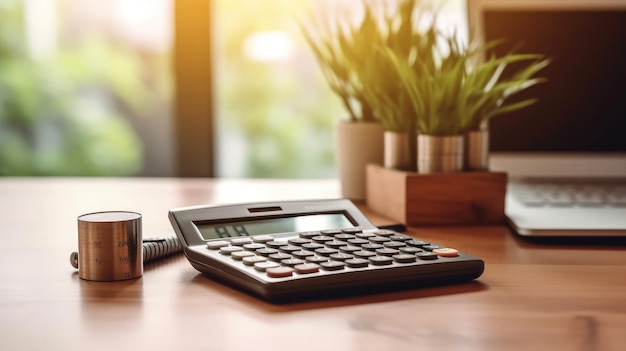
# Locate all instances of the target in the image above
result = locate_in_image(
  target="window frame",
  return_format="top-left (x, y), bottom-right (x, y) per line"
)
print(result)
top-left (173, 0), bottom-right (214, 177)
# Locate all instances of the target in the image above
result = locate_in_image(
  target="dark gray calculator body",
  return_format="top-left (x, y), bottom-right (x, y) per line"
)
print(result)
top-left (169, 199), bottom-right (484, 302)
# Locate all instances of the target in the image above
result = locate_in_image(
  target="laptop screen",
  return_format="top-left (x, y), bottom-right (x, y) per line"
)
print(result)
top-left (470, 3), bottom-right (626, 154)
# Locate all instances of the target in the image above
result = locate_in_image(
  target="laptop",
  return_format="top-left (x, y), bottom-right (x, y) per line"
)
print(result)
top-left (467, 0), bottom-right (626, 237)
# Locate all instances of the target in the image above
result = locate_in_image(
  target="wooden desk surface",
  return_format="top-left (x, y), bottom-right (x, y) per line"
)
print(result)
top-left (0, 177), bottom-right (625, 351)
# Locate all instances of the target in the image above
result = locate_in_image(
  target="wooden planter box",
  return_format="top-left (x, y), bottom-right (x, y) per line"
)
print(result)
top-left (366, 164), bottom-right (507, 226)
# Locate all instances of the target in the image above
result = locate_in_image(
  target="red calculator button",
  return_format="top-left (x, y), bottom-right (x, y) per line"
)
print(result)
top-left (294, 263), bottom-right (320, 274)
top-left (266, 266), bottom-right (294, 278)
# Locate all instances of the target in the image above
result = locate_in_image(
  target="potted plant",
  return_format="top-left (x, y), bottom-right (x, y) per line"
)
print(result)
top-left (383, 30), bottom-right (550, 173)
top-left (301, 0), bottom-right (431, 178)
top-left (461, 47), bottom-right (551, 170)
top-left (356, 0), bottom-right (438, 172)
top-left (299, 1), bottom-right (389, 198)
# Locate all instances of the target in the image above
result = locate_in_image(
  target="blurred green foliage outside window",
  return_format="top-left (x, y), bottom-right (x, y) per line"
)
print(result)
top-left (0, 0), bottom-right (171, 176)
top-left (214, 0), bottom-right (345, 178)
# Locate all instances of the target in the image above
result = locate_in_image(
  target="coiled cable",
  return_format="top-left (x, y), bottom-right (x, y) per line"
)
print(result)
top-left (142, 236), bottom-right (183, 263)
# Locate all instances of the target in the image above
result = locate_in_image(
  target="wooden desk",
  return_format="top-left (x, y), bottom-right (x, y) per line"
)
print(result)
top-left (0, 178), bottom-right (624, 351)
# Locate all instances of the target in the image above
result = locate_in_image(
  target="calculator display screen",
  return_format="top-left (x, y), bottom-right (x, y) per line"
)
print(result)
top-left (194, 213), bottom-right (354, 240)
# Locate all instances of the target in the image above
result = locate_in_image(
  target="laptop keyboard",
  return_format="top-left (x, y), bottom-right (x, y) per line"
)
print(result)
top-left (510, 182), bottom-right (626, 208)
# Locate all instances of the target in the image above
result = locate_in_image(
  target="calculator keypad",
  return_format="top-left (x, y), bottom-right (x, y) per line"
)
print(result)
top-left (207, 229), bottom-right (461, 280)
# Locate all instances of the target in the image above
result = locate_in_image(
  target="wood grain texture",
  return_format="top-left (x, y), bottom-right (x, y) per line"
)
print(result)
top-left (0, 178), bottom-right (625, 351)
top-left (367, 164), bottom-right (507, 225)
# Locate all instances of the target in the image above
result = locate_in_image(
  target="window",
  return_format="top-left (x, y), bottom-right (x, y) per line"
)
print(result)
top-left (1, 0), bottom-right (466, 178)
top-left (212, 0), bottom-right (344, 178)
top-left (0, 0), bottom-right (173, 176)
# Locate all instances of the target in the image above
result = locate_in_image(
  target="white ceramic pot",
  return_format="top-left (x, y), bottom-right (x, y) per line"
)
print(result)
top-left (334, 121), bottom-right (384, 200)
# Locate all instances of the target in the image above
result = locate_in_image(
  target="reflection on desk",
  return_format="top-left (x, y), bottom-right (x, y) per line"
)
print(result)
top-left (0, 177), bottom-right (625, 351)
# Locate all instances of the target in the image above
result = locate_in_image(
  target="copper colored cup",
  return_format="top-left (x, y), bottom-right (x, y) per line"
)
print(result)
top-left (77, 211), bottom-right (143, 281)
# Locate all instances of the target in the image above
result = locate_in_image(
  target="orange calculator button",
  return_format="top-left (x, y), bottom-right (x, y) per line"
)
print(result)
top-left (433, 248), bottom-right (459, 257)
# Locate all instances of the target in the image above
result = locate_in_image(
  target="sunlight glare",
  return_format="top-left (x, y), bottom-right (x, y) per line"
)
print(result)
top-left (243, 31), bottom-right (294, 62)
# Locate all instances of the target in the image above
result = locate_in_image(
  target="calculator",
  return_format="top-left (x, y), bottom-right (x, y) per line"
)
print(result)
top-left (169, 199), bottom-right (484, 302)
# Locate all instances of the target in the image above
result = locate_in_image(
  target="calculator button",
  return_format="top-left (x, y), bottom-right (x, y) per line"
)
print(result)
top-left (266, 266), bottom-right (294, 278)
top-left (339, 245), bottom-right (361, 253)
top-left (288, 237), bottom-right (312, 246)
top-left (353, 250), bottom-right (376, 258)
top-left (315, 248), bottom-right (339, 256)
top-left (230, 237), bottom-right (253, 246)
top-left (302, 242), bottom-right (325, 250)
top-left (373, 230), bottom-right (395, 237)
top-left (254, 261), bottom-right (280, 272)
top-left (220, 246), bottom-right (243, 255)
top-left (320, 229), bottom-right (342, 236)
top-left (393, 254), bottom-right (417, 263)
top-left (362, 243), bottom-right (384, 251)
top-left (335, 233), bottom-right (356, 240)
top-left (369, 236), bottom-right (391, 244)
top-left (383, 241), bottom-right (406, 249)
top-left (291, 250), bottom-right (315, 259)
top-left (294, 263), bottom-right (320, 274)
top-left (330, 252), bottom-right (353, 261)
top-left (305, 256), bottom-right (329, 264)
top-left (422, 245), bottom-right (443, 252)
top-left (243, 255), bottom-right (267, 266)
top-left (320, 261), bottom-right (346, 271)
top-left (389, 234), bottom-right (412, 241)
top-left (243, 243), bottom-right (266, 251)
top-left (279, 245), bottom-right (302, 253)
top-left (433, 248), bottom-right (459, 257)
top-left (345, 258), bottom-right (369, 268)
top-left (206, 240), bottom-right (230, 250)
top-left (281, 258), bottom-right (306, 267)
top-left (265, 240), bottom-right (286, 249)
top-left (399, 247), bottom-right (423, 254)
top-left (406, 240), bottom-right (429, 247)
top-left (342, 228), bottom-right (362, 234)
top-left (268, 252), bottom-right (292, 262)
top-left (256, 248), bottom-right (278, 256)
top-left (369, 256), bottom-right (394, 266)
top-left (231, 251), bottom-right (255, 260)
top-left (252, 235), bottom-right (274, 243)
top-left (416, 252), bottom-right (438, 260)
top-left (347, 238), bottom-right (370, 246)
top-left (376, 248), bottom-right (399, 257)
top-left (355, 232), bottom-right (375, 239)
top-left (325, 240), bottom-right (348, 249)
top-left (312, 235), bottom-right (334, 243)
top-left (299, 231), bottom-right (321, 239)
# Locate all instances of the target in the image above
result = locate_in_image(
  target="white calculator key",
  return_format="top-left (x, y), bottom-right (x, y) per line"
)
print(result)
top-left (206, 240), bottom-right (230, 250)
top-left (231, 251), bottom-right (255, 260)
top-left (231, 237), bottom-right (253, 246)
top-left (243, 256), bottom-right (267, 266)
top-left (252, 235), bottom-right (274, 243)
top-left (254, 261), bottom-right (280, 272)
top-left (220, 246), bottom-right (243, 255)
